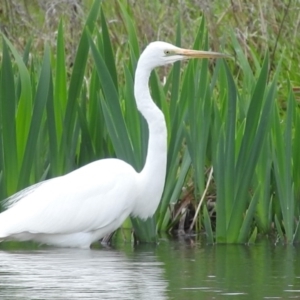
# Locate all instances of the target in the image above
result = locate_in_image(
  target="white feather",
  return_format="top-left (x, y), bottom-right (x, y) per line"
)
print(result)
top-left (0, 159), bottom-right (138, 247)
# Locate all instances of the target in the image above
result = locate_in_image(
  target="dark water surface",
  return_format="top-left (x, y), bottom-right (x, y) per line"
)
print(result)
top-left (0, 238), bottom-right (299, 299)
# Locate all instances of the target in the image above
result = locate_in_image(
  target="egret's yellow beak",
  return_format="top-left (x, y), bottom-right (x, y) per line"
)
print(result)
top-left (174, 48), bottom-right (229, 59)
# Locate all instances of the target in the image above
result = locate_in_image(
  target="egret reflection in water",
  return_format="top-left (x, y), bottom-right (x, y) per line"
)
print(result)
top-left (0, 248), bottom-right (168, 300)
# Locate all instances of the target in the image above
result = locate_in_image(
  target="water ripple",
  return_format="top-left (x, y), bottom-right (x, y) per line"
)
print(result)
top-left (0, 248), bottom-right (168, 300)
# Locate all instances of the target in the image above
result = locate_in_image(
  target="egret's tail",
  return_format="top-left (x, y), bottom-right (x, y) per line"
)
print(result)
top-left (0, 213), bottom-right (9, 240)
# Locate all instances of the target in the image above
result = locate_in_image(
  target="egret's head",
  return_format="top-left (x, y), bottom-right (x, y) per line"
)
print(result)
top-left (139, 41), bottom-right (228, 69)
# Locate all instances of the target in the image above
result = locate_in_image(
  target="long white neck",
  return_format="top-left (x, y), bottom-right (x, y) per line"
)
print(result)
top-left (132, 59), bottom-right (167, 219)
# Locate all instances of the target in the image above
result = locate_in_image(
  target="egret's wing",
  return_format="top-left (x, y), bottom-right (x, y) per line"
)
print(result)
top-left (0, 159), bottom-right (138, 236)
top-left (2, 180), bottom-right (53, 210)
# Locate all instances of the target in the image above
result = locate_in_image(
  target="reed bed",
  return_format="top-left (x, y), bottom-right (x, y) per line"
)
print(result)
top-left (0, 0), bottom-right (299, 244)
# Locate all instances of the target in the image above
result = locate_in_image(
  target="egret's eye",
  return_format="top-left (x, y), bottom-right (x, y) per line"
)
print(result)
top-left (164, 50), bottom-right (172, 55)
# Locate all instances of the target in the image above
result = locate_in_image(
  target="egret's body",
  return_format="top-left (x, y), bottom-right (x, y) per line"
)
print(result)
top-left (0, 160), bottom-right (138, 248)
top-left (0, 42), bottom-right (226, 248)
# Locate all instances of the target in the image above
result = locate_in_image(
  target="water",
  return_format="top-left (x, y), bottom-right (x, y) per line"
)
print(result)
top-left (0, 238), bottom-right (299, 299)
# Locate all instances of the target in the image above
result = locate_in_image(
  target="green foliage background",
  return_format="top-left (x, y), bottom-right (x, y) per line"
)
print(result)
top-left (0, 0), bottom-right (299, 244)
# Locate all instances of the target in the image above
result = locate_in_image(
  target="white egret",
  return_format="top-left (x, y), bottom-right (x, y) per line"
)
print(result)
top-left (0, 41), bottom-right (227, 248)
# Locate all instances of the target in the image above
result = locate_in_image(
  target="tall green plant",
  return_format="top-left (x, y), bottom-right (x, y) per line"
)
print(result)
top-left (0, 37), bottom-right (53, 199)
top-left (212, 53), bottom-right (277, 243)
top-left (60, 0), bottom-right (101, 173)
top-left (0, 41), bottom-right (19, 198)
top-left (253, 138), bottom-right (273, 234)
top-left (272, 88), bottom-right (300, 243)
